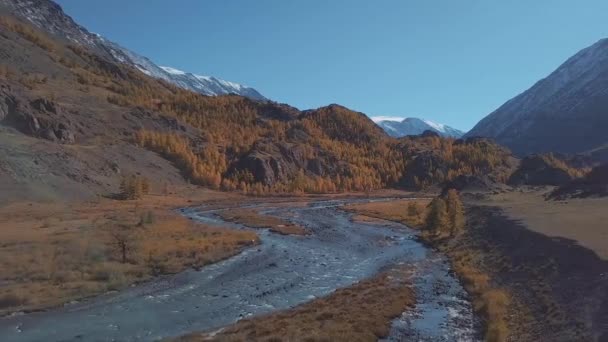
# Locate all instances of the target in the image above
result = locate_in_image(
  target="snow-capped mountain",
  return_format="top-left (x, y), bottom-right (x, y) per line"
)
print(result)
top-left (0, 0), bottom-right (266, 100)
top-left (373, 117), bottom-right (464, 138)
top-left (157, 66), bottom-right (266, 100)
top-left (467, 38), bottom-right (608, 158)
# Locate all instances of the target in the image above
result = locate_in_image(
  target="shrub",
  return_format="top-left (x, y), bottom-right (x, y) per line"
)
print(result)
top-left (139, 211), bottom-right (155, 225)
top-left (407, 201), bottom-right (419, 218)
top-left (0, 293), bottom-right (26, 309)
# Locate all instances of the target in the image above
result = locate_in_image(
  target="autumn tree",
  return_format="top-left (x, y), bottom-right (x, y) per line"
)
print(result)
top-left (105, 224), bottom-right (139, 264)
top-left (425, 197), bottom-right (449, 235)
top-left (407, 201), bottom-right (420, 219)
top-left (59, 35), bottom-right (512, 196)
top-left (141, 177), bottom-right (150, 195)
top-left (445, 189), bottom-right (465, 236)
top-left (119, 176), bottom-right (132, 199)
top-left (119, 175), bottom-right (150, 200)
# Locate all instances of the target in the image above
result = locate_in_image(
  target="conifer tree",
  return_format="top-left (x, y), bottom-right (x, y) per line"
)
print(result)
top-left (119, 175), bottom-right (150, 200)
top-left (119, 177), bottom-right (130, 200)
top-left (445, 189), bottom-right (465, 236)
top-left (141, 177), bottom-right (150, 195)
top-left (426, 197), bottom-right (449, 235)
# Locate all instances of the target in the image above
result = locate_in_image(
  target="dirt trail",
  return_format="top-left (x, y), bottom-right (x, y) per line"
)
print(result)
top-left (0, 199), bottom-right (478, 341)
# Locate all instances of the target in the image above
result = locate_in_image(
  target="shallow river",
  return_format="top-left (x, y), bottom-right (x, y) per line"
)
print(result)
top-left (0, 199), bottom-right (479, 341)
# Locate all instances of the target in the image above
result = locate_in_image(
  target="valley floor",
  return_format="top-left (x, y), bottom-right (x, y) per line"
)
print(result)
top-left (2, 188), bottom-right (606, 341)
top-left (0, 194), bottom-right (479, 342)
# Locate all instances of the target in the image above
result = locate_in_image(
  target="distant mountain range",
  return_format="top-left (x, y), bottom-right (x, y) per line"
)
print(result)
top-left (0, 0), bottom-right (266, 100)
top-left (373, 117), bottom-right (464, 138)
top-left (467, 38), bottom-right (608, 160)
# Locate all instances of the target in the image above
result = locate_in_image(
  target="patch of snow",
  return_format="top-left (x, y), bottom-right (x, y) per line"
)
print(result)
top-left (370, 116), bottom-right (406, 123)
top-left (194, 74), bottom-right (213, 82)
top-left (421, 119), bottom-right (445, 132)
top-left (376, 117), bottom-right (464, 138)
top-left (160, 66), bottom-right (186, 75)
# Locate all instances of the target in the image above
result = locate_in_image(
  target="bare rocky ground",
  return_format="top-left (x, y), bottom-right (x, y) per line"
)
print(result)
top-left (0, 199), bottom-right (479, 342)
top-left (0, 125), bottom-right (190, 204)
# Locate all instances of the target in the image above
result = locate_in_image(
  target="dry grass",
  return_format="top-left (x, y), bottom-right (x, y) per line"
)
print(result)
top-left (479, 189), bottom-right (608, 259)
top-left (450, 254), bottom-right (510, 342)
top-left (0, 15), bottom-right (57, 52)
top-left (218, 208), bottom-right (308, 235)
top-left (343, 199), bottom-right (430, 228)
top-left (0, 194), bottom-right (258, 315)
top-left (176, 267), bottom-right (414, 342)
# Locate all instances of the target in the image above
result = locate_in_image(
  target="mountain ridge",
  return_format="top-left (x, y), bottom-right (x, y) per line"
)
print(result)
top-left (466, 38), bottom-right (608, 159)
top-left (374, 117), bottom-right (464, 138)
top-left (0, 0), bottom-right (266, 100)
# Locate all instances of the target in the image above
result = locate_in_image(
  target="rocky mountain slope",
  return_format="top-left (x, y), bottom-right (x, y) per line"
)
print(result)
top-left (467, 38), bottom-right (608, 159)
top-left (0, 0), bottom-right (266, 100)
top-left (0, 2), bottom-right (516, 202)
top-left (375, 117), bottom-right (464, 138)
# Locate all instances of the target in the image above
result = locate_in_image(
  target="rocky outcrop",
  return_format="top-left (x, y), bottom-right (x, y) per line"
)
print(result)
top-left (550, 163), bottom-right (608, 199)
top-left (231, 141), bottom-right (343, 186)
top-left (399, 151), bottom-right (448, 189)
top-left (508, 155), bottom-right (574, 186)
top-left (441, 174), bottom-right (499, 194)
top-left (0, 92), bottom-right (75, 144)
top-left (0, 94), bottom-right (17, 122)
top-left (233, 142), bottom-right (307, 185)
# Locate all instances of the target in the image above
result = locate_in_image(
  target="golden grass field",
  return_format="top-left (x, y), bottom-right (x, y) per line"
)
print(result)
top-left (176, 267), bottom-right (414, 342)
top-left (0, 189), bottom-right (259, 315)
top-left (343, 199), bottom-right (430, 228)
top-left (480, 189), bottom-right (608, 260)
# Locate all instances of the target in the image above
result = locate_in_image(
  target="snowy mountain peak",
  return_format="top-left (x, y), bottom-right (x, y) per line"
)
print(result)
top-left (372, 117), bottom-right (464, 138)
top-left (0, 0), bottom-right (266, 101)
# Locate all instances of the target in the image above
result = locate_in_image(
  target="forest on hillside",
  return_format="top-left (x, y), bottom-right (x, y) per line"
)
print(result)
top-left (1, 15), bottom-right (516, 195)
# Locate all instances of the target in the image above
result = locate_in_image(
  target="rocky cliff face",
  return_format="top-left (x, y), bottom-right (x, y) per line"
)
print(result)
top-left (234, 142), bottom-right (308, 185)
top-left (0, 87), bottom-right (74, 144)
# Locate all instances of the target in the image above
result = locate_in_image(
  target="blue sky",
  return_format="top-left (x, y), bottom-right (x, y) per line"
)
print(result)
top-left (56, 0), bottom-right (608, 131)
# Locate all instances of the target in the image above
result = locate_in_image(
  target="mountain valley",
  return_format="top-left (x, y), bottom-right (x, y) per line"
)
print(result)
top-left (0, 1), bottom-right (607, 342)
